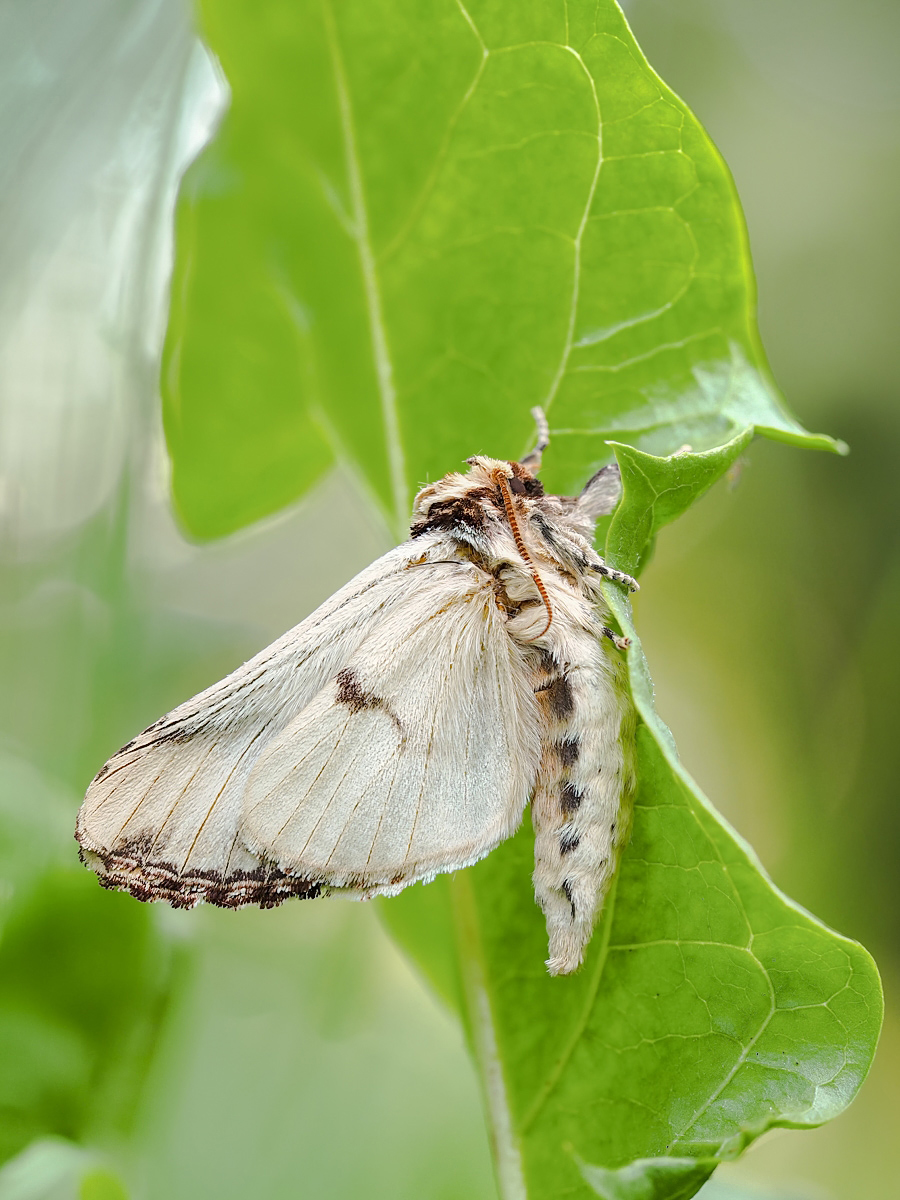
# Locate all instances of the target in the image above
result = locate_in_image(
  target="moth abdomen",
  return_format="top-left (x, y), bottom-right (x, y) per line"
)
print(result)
top-left (559, 829), bottom-right (580, 855)
top-left (527, 591), bottom-right (635, 975)
top-left (560, 782), bottom-right (584, 814)
top-left (555, 737), bottom-right (580, 768)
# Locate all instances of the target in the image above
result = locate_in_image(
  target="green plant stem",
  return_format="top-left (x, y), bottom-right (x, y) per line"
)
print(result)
top-left (451, 872), bottom-right (527, 1200)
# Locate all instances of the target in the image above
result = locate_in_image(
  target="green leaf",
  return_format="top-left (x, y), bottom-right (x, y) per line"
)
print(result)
top-left (605, 432), bottom-right (753, 577)
top-left (381, 479), bottom-right (882, 1199)
top-left (78, 1168), bottom-right (129, 1200)
top-left (161, 2), bottom-right (882, 1198)
top-left (163, 0), bottom-right (841, 540)
top-left (579, 1155), bottom-right (717, 1200)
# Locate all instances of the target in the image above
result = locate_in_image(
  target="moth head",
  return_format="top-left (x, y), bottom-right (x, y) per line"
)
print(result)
top-left (409, 457), bottom-right (544, 540)
top-left (464, 456), bottom-right (545, 499)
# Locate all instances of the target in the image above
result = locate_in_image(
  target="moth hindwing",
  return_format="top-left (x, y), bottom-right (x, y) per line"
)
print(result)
top-left (76, 412), bottom-right (637, 975)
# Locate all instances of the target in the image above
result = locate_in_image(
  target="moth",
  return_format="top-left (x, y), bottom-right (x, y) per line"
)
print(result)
top-left (76, 410), bottom-right (637, 975)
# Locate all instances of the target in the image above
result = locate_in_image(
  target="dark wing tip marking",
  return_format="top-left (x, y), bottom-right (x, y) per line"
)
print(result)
top-left (77, 836), bottom-right (325, 910)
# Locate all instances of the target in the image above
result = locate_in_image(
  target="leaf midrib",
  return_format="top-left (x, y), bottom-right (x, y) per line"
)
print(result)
top-left (518, 872), bottom-right (621, 1134)
top-left (321, 0), bottom-right (408, 533)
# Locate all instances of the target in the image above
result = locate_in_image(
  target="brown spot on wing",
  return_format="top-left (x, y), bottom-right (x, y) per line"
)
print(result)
top-left (334, 668), bottom-right (404, 738)
top-left (335, 668), bottom-right (374, 712)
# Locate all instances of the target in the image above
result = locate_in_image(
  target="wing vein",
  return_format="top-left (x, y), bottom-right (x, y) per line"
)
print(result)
top-left (294, 718), bottom-right (380, 862)
top-left (401, 621), bottom-right (467, 865)
top-left (148, 741), bottom-right (221, 859)
top-left (181, 723), bottom-right (272, 871)
top-left (112, 760), bottom-right (173, 843)
top-left (270, 712), bottom-right (354, 843)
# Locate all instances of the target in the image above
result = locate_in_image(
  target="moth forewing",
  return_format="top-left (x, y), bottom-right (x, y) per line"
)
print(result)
top-left (240, 558), bottom-right (541, 892)
top-left (76, 416), bottom-right (637, 974)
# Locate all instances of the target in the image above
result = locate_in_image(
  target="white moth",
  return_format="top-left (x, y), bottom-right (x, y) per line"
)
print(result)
top-left (76, 410), bottom-right (637, 975)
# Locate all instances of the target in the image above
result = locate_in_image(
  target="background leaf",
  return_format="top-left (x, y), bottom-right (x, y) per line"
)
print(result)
top-left (0, 1139), bottom-right (129, 1200)
top-left (163, 0), bottom-right (841, 540)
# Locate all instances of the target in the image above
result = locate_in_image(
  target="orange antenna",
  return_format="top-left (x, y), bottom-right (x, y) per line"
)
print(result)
top-left (493, 470), bottom-right (553, 640)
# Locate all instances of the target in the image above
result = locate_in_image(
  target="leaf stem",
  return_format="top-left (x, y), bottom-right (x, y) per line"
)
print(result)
top-left (450, 873), bottom-right (528, 1200)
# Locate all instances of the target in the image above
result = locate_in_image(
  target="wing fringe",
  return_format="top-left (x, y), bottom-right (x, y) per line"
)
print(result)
top-left (75, 832), bottom-right (326, 909)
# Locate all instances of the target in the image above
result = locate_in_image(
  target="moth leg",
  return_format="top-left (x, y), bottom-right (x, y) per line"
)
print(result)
top-left (601, 626), bottom-right (631, 651)
top-left (590, 562), bottom-right (639, 592)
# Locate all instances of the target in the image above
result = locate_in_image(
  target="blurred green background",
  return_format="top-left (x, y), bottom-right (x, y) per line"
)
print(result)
top-left (0, 1), bottom-right (897, 1197)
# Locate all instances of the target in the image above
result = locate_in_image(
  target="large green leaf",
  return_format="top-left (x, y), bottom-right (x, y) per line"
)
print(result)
top-left (163, 0), bottom-right (841, 539)
top-left (381, 443), bottom-right (881, 1200)
top-left (161, 2), bottom-right (881, 1198)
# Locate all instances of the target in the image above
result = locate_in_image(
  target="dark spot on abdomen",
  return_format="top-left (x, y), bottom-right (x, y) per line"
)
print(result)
top-left (560, 830), bottom-right (580, 855)
top-left (542, 675), bottom-right (574, 719)
top-left (555, 738), bottom-right (580, 767)
top-left (533, 647), bottom-right (558, 675)
top-left (561, 783), bottom-right (583, 814)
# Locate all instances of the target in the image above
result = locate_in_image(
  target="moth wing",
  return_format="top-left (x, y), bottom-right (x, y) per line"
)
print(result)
top-left (577, 464), bottom-right (622, 517)
top-left (76, 544), bottom-right (461, 906)
top-left (241, 562), bottom-right (542, 894)
top-left (76, 545), bottom-right (540, 905)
